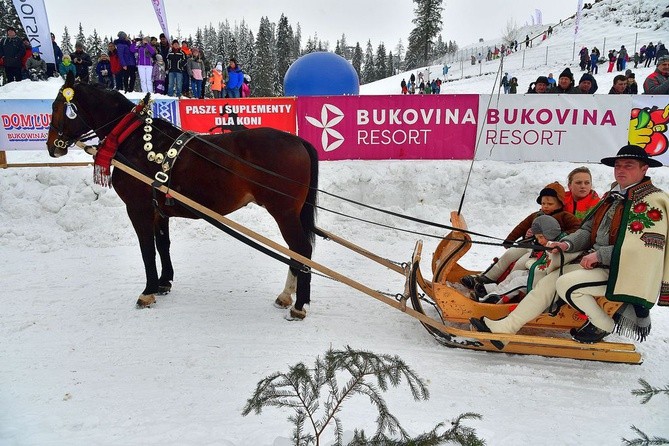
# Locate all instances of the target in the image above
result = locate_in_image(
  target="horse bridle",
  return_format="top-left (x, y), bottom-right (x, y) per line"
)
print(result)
top-left (50, 85), bottom-right (103, 150)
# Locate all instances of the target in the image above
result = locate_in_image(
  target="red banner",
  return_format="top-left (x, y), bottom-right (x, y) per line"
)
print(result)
top-left (178, 98), bottom-right (297, 134)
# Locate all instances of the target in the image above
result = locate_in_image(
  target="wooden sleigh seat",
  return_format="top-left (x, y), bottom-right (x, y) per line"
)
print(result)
top-left (416, 211), bottom-right (622, 330)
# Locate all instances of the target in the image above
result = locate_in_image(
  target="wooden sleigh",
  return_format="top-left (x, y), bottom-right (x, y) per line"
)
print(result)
top-left (407, 211), bottom-right (641, 364)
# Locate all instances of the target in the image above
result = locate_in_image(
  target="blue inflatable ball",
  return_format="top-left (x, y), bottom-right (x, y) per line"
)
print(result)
top-left (284, 52), bottom-right (359, 96)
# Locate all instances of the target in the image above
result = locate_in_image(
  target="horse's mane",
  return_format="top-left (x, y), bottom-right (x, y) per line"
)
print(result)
top-left (75, 81), bottom-right (134, 108)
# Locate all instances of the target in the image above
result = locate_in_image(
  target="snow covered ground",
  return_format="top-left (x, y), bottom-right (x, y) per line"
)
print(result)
top-left (2, 1), bottom-right (669, 444)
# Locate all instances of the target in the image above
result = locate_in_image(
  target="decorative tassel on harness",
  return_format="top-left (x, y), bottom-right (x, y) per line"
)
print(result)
top-left (93, 100), bottom-right (150, 187)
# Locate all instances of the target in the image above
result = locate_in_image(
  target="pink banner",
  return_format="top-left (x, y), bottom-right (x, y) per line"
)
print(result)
top-left (296, 95), bottom-right (479, 160)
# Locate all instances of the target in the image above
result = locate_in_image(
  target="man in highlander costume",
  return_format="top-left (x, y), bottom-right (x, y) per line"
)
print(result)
top-left (472, 145), bottom-right (669, 348)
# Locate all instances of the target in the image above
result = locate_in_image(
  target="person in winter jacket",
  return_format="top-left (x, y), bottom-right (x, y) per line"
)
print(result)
top-left (590, 48), bottom-right (599, 74)
top-left (644, 42), bottom-right (656, 68)
top-left (107, 43), bottom-right (122, 90)
top-left (95, 53), bottom-right (113, 88)
top-left (564, 166), bottom-right (600, 220)
top-left (527, 75), bottom-right (549, 94)
top-left (186, 47), bottom-right (205, 99)
top-left (509, 77), bottom-right (518, 94)
top-left (152, 54), bottom-right (167, 94)
top-left (58, 54), bottom-right (76, 79)
top-left (225, 57), bottom-right (244, 98)
top-left (461, 182), bottom-right (581, 294)
top-left (501, 72), bottom-right (510, 94)
top-left (208, 62), bottom-right (224, 98)
top-left (0, 27), bottom-right (26, 82)
top-left (46, 32), bottom-right (63, 78)
top-left (20, 37), bottom-right (32, 79)
top-left (626, 72), bottom-right (638, 94)
top-left (607, 50), bottom-right (616, 72)
top-left (241, 75), bottom-right (251, 97)
top-left (654, 42), bottom-right (668, 64)
top-left (26, 48), bottom-right (46, 81)
top-left (643, 55), bottom-right (669, 94)
top-left (132, 36), bottom-right (156, 93)
top-left (550, 67), bottom-right (579, 94)
top-left (475, 215), bottom-right (571, 304)
top-left (71, 41), bottom-right (92, 83)
top-left (400, 78), bottom-right (407, 94)
top-left (577, 72), bottom-right (598, 94)
top-left (166, 40), bottom-right (186, 97)
top-left (617, 45), bottom-right (628, 72)
top-left (609, 75), bottom-right (631, 94)
top-left (114, 32), bottom-right (137, 92)
top-left (471, 145), bottom-right (669, 346)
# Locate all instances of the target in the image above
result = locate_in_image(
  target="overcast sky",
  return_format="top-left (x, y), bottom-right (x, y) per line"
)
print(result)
top-left (44, 0), bottom-right (579, 50)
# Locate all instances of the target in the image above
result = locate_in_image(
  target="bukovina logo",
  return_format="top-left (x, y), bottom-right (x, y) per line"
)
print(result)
top-left (305, 104), bottom-right (345, 152)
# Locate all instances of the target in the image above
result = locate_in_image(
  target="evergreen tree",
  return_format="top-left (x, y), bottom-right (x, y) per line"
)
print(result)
top-left (387, 50), bottom-right (395, 77)
top-left (0, 0), bottom-right (21, 35)
top-left (292, 24), bottom-right (302, 59)
top-left (87, 29), bottom-right (103, 58)
top-left (74, 23), bottom-right (86, 48)
top-left (362, 40), bottom-right (375, 84)
top-left (217, 20), bottom-right (231, 62)
top-left (61, 27), bottom-right (73, 56)
top-left (405, 0), bottom-right (444, 69)
top-left (303, 35), bottom-right (317, 54)
top-left (351, 42), bottom-right (363, 81)
top-left (276, 14), bottom-right (293, 95)
top-left (251, 16), bottom-right (278, 97)
top-left (338, 33), bottom-right (349, 59)
top-left (395, 39), bottom-right (405, 71)
top-left (375, 42), bottom-right (387, 81)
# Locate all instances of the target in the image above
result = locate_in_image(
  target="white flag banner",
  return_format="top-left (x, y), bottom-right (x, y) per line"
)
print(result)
top-left (12, 0), bottom-right (54, 64)
top-left (151, 0), bottom-right (170, 41)
top-left (574, 0), bottom-right (584, 37)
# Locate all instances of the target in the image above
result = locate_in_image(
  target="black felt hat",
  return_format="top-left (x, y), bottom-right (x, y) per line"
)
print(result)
top-left (601, 145), bottom-right (663, 168)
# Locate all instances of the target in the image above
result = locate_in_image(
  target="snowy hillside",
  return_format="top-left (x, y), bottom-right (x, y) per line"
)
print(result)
top-left (361, 0), bottom-right (669, 95)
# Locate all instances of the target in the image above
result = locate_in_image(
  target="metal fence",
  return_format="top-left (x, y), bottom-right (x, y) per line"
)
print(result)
top-left (438, 30), bottom-right (663, 81)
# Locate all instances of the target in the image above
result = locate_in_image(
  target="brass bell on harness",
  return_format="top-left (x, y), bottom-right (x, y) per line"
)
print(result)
top-left (143, 133), bottom-right (152, 142)
top-left (144, 142), bottom-right (153, 152)
top-left (162, 162), bottom-right (171, 172)
top-left (144, 125), bottom-right (153, 133)
top-left (147, 152), bottom-right (156, 162)
top-left (167, 148), bottom-right (178, 158)
top-left (154, 153), bottom-right (165, 164)
top-left (145, 117), bottom-right (153, 125)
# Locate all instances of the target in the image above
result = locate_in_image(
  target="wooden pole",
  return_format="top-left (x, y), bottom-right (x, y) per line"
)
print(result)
top-left (0, 151), bottom-right (7, 169)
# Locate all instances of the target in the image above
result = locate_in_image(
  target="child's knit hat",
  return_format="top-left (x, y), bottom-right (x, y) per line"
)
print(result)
top-left (536, 181), bottom-right (566, 207)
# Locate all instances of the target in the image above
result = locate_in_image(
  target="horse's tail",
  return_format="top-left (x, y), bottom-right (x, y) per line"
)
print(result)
top-left (300, 137), bottom-right (320, 246)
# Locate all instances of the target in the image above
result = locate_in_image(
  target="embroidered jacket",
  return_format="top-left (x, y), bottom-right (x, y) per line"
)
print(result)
top-left (564, 177), bottom-right (669, 309)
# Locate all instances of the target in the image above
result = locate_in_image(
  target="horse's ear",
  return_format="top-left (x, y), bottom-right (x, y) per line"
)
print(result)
top-left (65, 70), bottom-right (75, 88)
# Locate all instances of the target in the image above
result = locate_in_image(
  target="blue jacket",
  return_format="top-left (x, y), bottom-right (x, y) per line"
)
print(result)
top-left (227, 65), bottom-right (244, 89)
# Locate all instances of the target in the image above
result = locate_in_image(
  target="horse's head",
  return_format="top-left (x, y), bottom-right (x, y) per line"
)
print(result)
top-left (46, 72), bottom-right (88, 157)
top-left (46, 72), bottom-right (133, 157)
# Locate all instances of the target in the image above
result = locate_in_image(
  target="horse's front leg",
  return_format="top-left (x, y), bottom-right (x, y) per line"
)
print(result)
top-left (127, 205), bottom-right (160, 307)
top-left (274, 270), bottom-right (297, 309)
top-left (154, 214), bottom-right (174, 294)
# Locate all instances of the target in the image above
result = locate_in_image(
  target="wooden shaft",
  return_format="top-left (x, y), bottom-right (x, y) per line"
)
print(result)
top-left (315, 227), bottom-right (405, 274)
top-left (0, 151), bottom-right (7, 168)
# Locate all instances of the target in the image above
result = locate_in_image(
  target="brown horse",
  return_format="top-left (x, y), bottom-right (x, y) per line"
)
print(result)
top-left (46, 72), bottom-right (319, 319)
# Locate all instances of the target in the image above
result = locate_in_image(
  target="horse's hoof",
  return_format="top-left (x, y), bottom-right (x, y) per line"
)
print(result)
top-left (285, 306), bottom-right (307, 321)
top-left (157, 284), bottom-right (172, 295)
top-left (274, 293), bottom-right (293, 309)
top-left (136, 294), bottom-right (156, 308)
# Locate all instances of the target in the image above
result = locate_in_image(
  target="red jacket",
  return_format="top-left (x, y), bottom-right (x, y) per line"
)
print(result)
top-left (108, 51), bottom-right (122, 74)
top-left (564, 190), bottom-right (600, 221)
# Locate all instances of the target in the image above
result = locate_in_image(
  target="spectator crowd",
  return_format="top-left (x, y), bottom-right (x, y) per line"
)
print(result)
top-left (0, 26), bottom-right (251, 99)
